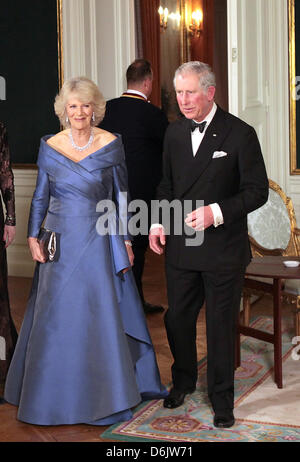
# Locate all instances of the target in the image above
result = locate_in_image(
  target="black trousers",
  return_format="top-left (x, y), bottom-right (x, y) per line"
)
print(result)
top-left (132, 234), bottom-right (149, 303)
top-left (164, 263), bottom-right (245, 412)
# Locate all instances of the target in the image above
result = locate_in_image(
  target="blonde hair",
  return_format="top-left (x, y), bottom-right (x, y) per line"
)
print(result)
top-left (54, 76), bottom-right (106, 128)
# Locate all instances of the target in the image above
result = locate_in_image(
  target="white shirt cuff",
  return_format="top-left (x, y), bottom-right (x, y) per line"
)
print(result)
top-left (209, 203), bottom-right (224, 227)
top-left (150, 224), bottom-right (165, 231)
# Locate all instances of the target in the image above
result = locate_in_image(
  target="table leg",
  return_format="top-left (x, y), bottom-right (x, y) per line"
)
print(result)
top-left (273, 278), bottom-right (283, 388)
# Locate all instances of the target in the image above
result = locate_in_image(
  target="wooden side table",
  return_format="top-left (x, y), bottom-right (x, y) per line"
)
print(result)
top-left (236, 256), bottom-right (300, 388)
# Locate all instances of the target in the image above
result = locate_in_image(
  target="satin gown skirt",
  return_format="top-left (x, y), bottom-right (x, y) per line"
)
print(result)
top-left (4, 136), bottom-right (166, 425)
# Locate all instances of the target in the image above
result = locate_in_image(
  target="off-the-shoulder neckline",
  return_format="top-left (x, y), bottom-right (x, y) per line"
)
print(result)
top-left (43, 135), bottom-right (120, 164)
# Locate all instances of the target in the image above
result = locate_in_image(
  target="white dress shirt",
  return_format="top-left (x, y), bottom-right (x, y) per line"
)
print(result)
top-left (150, 102), bottom-right (224, 232)
top-left (190, 103), bottom-right (223, 227)
top-left (191, 102), bottom-right (217, 156)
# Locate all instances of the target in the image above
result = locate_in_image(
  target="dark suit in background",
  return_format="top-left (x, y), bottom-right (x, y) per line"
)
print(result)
top-left (100, 67), bottom-right (168, 310)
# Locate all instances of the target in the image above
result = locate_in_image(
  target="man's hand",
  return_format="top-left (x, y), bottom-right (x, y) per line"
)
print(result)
top-left (149, 226), bottom-right (166, 255)
top-left (185, 205), bottom-right (214, 231)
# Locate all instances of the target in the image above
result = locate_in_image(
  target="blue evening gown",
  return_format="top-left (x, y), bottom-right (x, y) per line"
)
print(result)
top-left (4, 135), bottom-right (167, 425)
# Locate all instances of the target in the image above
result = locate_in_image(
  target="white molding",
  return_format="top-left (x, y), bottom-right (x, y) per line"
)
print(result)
top-left (113, 0), bottom-right (136, 96)
top-left (265, 0), bottom-right (289, 192)
top-left (79, 0), bottom-right (136, 99)
top-left (62, 0), bottom-right (86, 79)
top-left (61, 0), bottom-right (136, 96)
top-left (89, 0), bottom-right (98, 83)
top-left (280, 0), bottom-right (300, 222)
top-left (240, 0), bottom-right (264, 111)
top-left (113, 0), bottom-right (124, 96)
top-left (227, 0), bottom-right (292, 218)
top-left (227, 0), bottom-right (238, 116)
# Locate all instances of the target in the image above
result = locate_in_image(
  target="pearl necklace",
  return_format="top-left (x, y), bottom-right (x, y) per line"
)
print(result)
top-left (69, 128), bottom-right (94, 152)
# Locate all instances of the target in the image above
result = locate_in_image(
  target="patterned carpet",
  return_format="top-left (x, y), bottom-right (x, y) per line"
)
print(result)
top-left (102, 316), bottom-right (300, 442)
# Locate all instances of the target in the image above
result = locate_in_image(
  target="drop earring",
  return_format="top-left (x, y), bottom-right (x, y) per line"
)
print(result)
top-left (92, 112), bottom-right (95, 122)
top-left (66, 116), bottom-right (69, 124)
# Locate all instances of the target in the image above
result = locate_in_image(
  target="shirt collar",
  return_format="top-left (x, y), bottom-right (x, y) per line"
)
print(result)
top-left (192, 102), bottom-right (217, 129)
top-left (126, 89), bottom-right (148, 100)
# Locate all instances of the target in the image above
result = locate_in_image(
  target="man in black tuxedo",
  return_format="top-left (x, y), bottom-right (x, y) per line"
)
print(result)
top-left (149, 61), bottom-right (268, 428)
top-left (100, 59), bottom-right (169, 314)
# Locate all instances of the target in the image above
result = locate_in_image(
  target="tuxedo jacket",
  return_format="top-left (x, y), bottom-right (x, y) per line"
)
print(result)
top-left (155, 106), bottom-right (269, 272)
top-left (100, 96), bottom-right (168, 204)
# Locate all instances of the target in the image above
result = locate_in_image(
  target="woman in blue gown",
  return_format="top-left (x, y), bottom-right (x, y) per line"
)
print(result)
top-left (4, 77), bottom-right (166, 425)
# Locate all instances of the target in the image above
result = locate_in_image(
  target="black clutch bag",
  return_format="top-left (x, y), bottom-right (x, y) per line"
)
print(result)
top-left (37, 228), bottom-right (57, 262)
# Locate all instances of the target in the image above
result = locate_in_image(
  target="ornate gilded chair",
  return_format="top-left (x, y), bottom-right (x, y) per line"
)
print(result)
top-left (242, 179), bottom-right (300, 336)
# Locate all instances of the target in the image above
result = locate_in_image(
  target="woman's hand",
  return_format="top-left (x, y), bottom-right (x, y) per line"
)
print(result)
top-left (3, 225), bottom-right (16, 248)
top-left (122, 241), bottom-right (134, 274)
top-left (27, 237), bottom-right (46, 263)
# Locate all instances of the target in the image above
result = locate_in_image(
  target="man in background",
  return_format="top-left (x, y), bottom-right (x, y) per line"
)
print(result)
top-left (100, 59), bottom-right (169, 314)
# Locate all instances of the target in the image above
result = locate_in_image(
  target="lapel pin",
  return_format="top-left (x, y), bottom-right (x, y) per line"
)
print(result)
top-left (213, 133), bottom-right (217, 137)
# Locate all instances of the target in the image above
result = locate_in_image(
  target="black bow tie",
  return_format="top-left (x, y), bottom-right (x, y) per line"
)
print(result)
top-left (190, 120), bottom-right (207, 133)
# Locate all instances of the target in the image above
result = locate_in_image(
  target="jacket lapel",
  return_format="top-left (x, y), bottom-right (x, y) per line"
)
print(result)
top-left (178, 106), bottom-right (232, 197)
top-left (180, 117), bottom-right (194, 158)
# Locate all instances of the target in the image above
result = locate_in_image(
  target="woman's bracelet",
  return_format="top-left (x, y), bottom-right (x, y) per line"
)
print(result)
top-left (5, 215), bottom-right (16, 226)
top-left (124, 240), bottom-right (132, 247)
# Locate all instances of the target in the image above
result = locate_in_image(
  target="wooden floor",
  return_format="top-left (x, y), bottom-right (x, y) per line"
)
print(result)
top-left (0, 250), bottom-right (286, 442)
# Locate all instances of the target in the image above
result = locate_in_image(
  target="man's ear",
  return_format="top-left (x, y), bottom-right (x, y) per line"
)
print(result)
top-left (207, 86), bottom-right (216, 101)
top-left (144, 77), bottom-right (152, 89)
top-left (143, 77), bottom-right (153, 97)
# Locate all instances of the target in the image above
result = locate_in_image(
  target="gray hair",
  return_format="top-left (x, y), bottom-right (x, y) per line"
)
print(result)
top-left (173, 61), bottom-right (216, 92)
